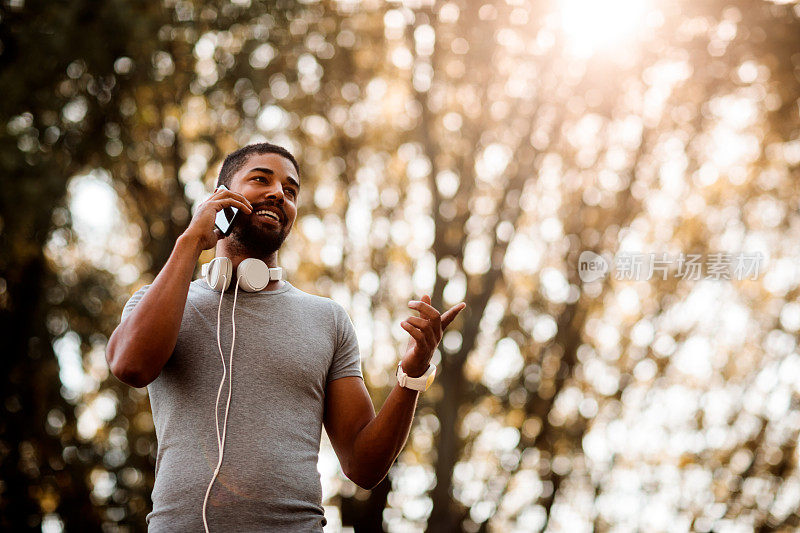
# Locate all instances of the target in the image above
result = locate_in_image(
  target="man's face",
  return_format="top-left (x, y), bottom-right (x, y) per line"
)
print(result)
top-left (228, 152), bottom-right (300, 257)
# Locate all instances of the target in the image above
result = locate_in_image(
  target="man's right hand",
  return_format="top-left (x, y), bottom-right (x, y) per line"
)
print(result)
top-left (182, 187), bottom-right (253, 250)
top-left (107, 186), bottom-right (253, 388)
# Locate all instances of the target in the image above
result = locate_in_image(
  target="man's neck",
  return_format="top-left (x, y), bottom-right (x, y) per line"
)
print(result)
top-left (214, 240), bottom-right (283, 291)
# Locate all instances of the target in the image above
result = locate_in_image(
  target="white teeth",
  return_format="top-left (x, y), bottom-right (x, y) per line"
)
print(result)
top-left (255, 210), bottom-right (280, 221)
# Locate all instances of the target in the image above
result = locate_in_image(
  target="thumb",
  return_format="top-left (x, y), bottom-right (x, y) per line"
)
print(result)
top-left (422, 294), bottom-right (431, 305)
top-left (441, 302), bottom-right (466, 330)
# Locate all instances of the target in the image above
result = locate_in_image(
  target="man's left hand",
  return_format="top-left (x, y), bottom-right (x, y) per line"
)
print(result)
top-left (400, 295), bottom-right (466, 377)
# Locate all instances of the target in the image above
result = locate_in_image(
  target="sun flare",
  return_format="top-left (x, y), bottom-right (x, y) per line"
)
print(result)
top-left (559, 0), bottom-right (651, 57)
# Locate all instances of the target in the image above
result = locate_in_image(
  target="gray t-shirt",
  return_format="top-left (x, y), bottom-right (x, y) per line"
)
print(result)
top-left (121, 279), bottom-right (363, 532)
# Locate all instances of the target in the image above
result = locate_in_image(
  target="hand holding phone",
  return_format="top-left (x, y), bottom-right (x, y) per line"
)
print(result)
top-left (213, 185), bottom-right (239, 236)
top-left (180, 185), bottom-right (252, 251)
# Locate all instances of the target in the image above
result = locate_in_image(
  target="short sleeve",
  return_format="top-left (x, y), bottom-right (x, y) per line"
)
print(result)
top-left (121, 284), bottom-right (151, 322)
top-left (327, 302), bottom-right (363, 383)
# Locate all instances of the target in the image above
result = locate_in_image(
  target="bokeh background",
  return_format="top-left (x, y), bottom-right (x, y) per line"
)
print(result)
top-left (3, 0), bottom-right (800, 531)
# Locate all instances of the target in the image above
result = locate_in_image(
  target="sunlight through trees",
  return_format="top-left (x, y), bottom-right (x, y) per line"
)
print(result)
top-left (2, 0), bottom-right (800, 531)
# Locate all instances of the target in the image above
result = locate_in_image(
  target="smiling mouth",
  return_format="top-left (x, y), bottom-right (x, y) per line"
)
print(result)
top-left (254, 209), bottom-right (281, 224)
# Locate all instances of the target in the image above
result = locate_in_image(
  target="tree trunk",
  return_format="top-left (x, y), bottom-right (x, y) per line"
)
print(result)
top-left (426, 356), bottom-right (467, 533)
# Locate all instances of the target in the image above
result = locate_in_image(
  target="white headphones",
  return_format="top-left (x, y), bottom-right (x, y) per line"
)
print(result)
top-left (200, 256), bottom-right (282, 532)
top-left (201, 257), bottom-right (283, 292)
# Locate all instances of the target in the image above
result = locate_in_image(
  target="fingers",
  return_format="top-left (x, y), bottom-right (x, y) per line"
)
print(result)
top-left (211, 200), bottom-right (252, 214)
top-left (408, 295), bottom-right (467, 329)
top-left (401, 319), bottom-right (436, 351)
top-left (209, 197), bottom-right (252, 214)
top-left (405, 316), bottom-right (429, 329)
top-left (408, 299), bottom-right (440, 320)
top-left (404, 295), bottom-right (466, 353)
top-left (401, 321), bottom-right (428, 349)
top-left (441, 302), bottom-right (466, 329)
top-left (405, 316), bottom-right (437, 346)
top-left (211, 187), bottom-right (253, 212)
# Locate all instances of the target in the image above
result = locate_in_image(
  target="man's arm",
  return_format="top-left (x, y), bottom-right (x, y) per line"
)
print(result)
top-left (323, 377), bottom-right (418, 489)
top-left (106, 189), bottom-right (252, 387)
top-left (323, 296), bottom-right (465, 489)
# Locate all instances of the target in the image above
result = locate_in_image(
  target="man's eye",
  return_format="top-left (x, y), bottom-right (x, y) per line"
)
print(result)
top-left (286, 188), bottom-right (297, 198)
top-left (254, 176), bottom-right (267, 183)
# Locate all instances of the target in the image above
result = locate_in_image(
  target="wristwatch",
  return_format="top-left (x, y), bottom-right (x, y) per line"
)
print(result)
top-left (396, 362), bottom-right (436, 392)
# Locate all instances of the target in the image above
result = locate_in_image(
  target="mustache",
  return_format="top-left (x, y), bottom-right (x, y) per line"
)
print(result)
top-left (250, 201), bottom-right (287, 223)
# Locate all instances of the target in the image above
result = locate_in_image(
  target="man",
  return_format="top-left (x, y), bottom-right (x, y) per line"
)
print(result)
top-left (106, 142), bottom-right (465, 531)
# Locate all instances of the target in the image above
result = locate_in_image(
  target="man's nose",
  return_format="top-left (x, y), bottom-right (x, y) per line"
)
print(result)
top-left (265, 185), bottom-right (284, 203)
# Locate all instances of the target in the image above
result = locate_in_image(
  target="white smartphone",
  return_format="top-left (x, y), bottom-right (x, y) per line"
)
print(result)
top-left (214, 185), bottom-right (239, 236)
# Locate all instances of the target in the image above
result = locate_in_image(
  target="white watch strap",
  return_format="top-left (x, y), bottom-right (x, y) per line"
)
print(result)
top-left (397, 362), bottom-right (436, 392)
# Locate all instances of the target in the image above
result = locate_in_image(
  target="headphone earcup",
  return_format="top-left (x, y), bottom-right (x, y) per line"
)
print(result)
top-left (237, 258), bottom-right (270, 292)
top-left (203, 257), bottom-right (233, 292)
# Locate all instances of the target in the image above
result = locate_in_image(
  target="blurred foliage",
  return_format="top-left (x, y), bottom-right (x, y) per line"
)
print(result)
top-left (2, 0), bottom-right (800, 531)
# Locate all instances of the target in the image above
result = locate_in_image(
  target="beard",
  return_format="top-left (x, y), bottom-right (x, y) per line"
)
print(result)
top-left (229, 211), bottom-right (289, 258)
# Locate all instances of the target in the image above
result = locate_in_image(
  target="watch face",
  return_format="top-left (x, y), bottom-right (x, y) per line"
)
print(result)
top-left (425, 371), bottom-right (436, 390)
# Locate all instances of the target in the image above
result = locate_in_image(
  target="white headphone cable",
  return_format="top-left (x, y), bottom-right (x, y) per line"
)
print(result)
top-left (202, 276), bottom-right (240, 533)
top-left (213, 277), bottom-right (227, 449)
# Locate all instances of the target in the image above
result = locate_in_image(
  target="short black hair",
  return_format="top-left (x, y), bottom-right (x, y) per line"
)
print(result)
top-left (216, 142), bottom-right (300, 189)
